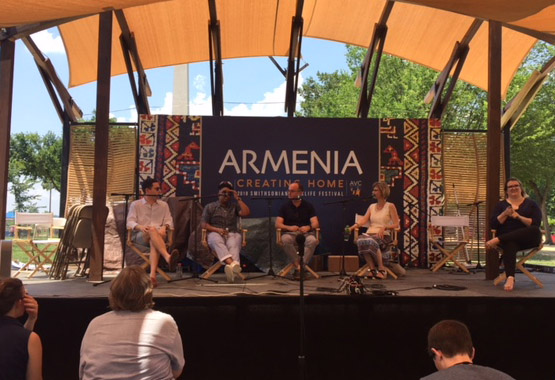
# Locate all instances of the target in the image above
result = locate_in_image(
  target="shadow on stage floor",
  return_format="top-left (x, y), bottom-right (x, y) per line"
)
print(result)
top-left (18, 267), bottom-right (555, 380)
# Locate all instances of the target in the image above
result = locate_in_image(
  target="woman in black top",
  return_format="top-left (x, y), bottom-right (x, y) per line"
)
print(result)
top-left (486, 178), bottom-right (542, 291)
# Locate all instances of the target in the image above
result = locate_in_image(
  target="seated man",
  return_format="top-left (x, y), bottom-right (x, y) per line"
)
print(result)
top-left (276, 181), bottom-right (320, 275)
top-left (126, 177), bottom-right (178, 287)
top-left (201, 181), bottom-right (250, 283)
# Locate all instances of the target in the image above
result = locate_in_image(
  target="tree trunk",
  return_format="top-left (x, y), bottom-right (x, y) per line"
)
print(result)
top-left (531, 181), bottom-right (553, 245)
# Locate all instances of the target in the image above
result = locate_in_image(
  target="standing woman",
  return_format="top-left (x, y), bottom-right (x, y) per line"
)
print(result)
top-left (349, 181), bottom-right (400, 279)
top-left (0, 278), bottom-right (43, 380)
top-left (486, 178), bottom-right (542, 291)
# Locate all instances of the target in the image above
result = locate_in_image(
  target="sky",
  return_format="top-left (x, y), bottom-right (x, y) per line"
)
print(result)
top-left (7, 28), bottom-right (351, 215)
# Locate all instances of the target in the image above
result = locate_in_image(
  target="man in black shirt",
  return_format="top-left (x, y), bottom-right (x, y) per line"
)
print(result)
top-left (275, 181), bottom-right (320, 271)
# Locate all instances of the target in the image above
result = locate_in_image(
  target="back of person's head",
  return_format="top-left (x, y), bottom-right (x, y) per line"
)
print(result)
top-left (141, 177), bottom-right (158, 194)
top-left (0, 278), bottom-right (24, 315)
top-left (427, 320), bottom-right (473, 358)
top-left (109, 266), bottom-right (154, 312)
top-left (373, 181), bottom-right (391, 199)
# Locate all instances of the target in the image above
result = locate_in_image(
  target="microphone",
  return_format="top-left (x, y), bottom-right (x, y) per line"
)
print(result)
top-left (296, 233), bottom-right (306, 257)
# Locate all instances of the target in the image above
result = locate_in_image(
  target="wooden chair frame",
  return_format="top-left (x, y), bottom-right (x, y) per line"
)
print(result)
top-left (13, 212), bottom-right (62, 278)
top-left (492, 230), bottom-right (544, 288)
top-left (199, 228), bottom-right (247, 280)
top-left (428, 215), bottom-right (470, 273)
top-left (127, 226), bottom-right (174, 282)
top-left (276, 228), bottom-right (321, 279)
top-left (353, 213), bottom-right (400, 279)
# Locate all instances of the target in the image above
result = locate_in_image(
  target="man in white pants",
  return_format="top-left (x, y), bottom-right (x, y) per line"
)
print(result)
top-left (201, 181), bottom-right (250, 282)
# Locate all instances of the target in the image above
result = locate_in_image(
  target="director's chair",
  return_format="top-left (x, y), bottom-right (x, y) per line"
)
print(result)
top-left (429, 215), bottom-right (470, 273)
top-left (127, 226), bottom-right (174, 282)
top-left (492, 230), bottom-right (544, 288)
top-left (353, 214), bottom-right (401, 279)
top-left (199, 228), bottom-right (247, 281)
top-left (13, 212), bottom-right (62, 278)
top-left (276, 228), bottom-right (321, 279)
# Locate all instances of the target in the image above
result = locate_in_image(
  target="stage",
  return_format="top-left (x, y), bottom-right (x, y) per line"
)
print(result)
top-left (16, 266), bottom-right (555, 380)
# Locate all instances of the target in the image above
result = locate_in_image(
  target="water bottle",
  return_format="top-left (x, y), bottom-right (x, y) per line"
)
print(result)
top-left (176, 263), bottom-right (183, 278)
top-left (344, 225), bottom-right (351, 241)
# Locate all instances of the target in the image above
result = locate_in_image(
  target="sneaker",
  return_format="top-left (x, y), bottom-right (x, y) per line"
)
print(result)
top-left (225, 264), bottom-right (235, 283)
top-left (231, 261), bottom-right (242, 282)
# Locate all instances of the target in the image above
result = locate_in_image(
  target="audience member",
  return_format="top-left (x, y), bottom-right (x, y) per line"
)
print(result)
top-left (0, 278), bottom-right (43, 380)
top-left (80, 266), bottom-right (185, 379)
top-left (421, 320), bottom-right (514, 379)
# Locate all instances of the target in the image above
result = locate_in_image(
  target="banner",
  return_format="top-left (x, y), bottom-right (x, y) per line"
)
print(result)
top-left (139, 115), bottom-right (441, 265)
top-left (201, 116), bottom-right (379, 253)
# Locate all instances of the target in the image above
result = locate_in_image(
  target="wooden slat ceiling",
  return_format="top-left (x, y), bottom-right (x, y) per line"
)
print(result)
top-left (2, 0), bottom-right (554, 95)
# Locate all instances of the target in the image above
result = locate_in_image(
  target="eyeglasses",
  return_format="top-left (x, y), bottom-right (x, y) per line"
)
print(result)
top-left (507, 185), bottom-right (520, 189)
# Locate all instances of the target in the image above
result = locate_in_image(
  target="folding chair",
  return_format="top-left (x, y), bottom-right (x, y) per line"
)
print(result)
top-left (276, 228), bottom-right (321, 279)
top-left (353, 213), bottom-right (401, 279)
top-left (49, 205), bottom-right (104, 280)
top-left (492, 230), bottom-right (544, 288)
top-left (127, 226), bottom-right (174, 282)
top-left (13, 212), bottom-right (60, 278)
top-left (199, 228), bottom-right (247, 281)
top-left (429, 215), bottom-right (470, 273)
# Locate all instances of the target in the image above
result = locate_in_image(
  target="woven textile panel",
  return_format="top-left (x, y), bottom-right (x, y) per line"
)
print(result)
top-left (66, 125), bottom-right (137, 212)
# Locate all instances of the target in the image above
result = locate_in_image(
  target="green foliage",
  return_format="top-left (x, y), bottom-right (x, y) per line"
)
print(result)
top-left (8, 161), bottom-right (42, 213)
top-left (10, 132), bottom-right (62, 192)
top-left (506, 42), bottom-right (555, 241)
top-left (297, 42), bottom-right (555, 229)
top-left (298, 45), bottom-right (488, 129)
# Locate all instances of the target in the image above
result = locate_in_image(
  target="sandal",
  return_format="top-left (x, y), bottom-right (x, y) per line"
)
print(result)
top-left (504, 276), bottom-right (515, 291)
top-left (375, 269), bottom-right (387, 280)
top-left (150, 276), bottom-right (158, 288)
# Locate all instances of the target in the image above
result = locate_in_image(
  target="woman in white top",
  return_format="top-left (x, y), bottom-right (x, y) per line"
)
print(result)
top-left (80, 266), bottom-right (185, 380)
top-left (349, 181), bottom-right (400, 279)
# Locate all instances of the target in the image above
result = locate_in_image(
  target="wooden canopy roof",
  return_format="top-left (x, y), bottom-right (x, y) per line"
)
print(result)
top-left (2, 0), bottom-right (554, 96)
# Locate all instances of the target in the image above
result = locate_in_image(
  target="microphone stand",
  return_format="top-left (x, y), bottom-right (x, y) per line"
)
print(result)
top-left (172, 194), bottom-right (219, 283)
top-left (111, 193), bottom-right (134, 270)
top-left (322, 197), bottom-right (371, 278)
top-left (248, 196), bottom-right (286, 280)
top-left (467, 201), bottom-right (484, 270)
top-left (296, 234), bottom-right (307, 380)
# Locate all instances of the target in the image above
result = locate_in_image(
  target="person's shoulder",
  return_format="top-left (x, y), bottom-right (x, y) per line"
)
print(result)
top-left (523, 197), bottom-right (539, 207)
top-left (470, 364), bottom-right (515, 379)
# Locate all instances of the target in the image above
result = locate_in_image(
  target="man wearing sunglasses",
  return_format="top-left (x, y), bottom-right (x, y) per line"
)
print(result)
top-left (202, 181), bottom-right (250, 282)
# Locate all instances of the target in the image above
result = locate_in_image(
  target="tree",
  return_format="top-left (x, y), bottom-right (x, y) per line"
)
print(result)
top-left (506, 42), bottom-right (555, 244)
top-left (10, 131), bottom-right (62, 192)
top-left (298, 46), bottom-right (488, 130)
top-left (8, 161), bottom-right (41, 212)
top-left (298, 43), bottom-right (554, 243)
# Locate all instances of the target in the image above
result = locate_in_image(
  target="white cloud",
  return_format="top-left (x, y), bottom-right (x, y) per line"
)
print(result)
top-left (30, 30), bottom-right (65, 54)
top-left (188, 73), bottom-right (304, 117)
top-left (152, 92), bottom-right (173, 115)
top-left (6, 184), bottom-right (61, 215)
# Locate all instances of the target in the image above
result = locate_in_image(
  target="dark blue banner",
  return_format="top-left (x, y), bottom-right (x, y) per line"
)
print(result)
top-left (201, 116), bottom-right (380, 254)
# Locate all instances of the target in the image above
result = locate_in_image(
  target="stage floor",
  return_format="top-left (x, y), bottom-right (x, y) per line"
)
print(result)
top-left (16, 266), bottom-right (555, 299)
